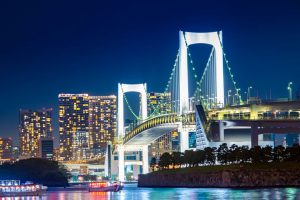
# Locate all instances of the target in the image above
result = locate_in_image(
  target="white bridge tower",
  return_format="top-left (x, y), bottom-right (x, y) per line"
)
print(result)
top-left (179, 31), bottom-right (224, 152)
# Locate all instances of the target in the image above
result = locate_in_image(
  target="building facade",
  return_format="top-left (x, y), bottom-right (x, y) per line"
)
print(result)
top-left (12, 146), bottom-right (20, 161)
top-left (19, 108), bottom-right (53, 158)
top-left (147, 92), bottom-right (171, 116)
top-left (59, 94), bottom-right (89, 161)
top-left (59, 94), bottom-right (117, 161)
top-left (147, 92), bottom-right (178, 158)
top-left (89, 95), bottom-right (117, 153)
top-left (149, 130), bottom-right (179, 158)
top-left (72, 131), bottom-right (90, 160)
top-left (0, 137), bottom-right (13, 160)
top-left (39, 138), bottom-right (54, 160)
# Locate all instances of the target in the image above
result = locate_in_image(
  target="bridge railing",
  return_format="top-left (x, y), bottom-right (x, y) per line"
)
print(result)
top-left (124, 112), bottom-right (175, 133)
top-left (123, 113), bottom-right (179, 144)
top-left (209, 112), bottom-right (300, 121)
top-left (124, 113), bottom-right (175, 133)
top-left (123, 112), bottom-right (196, 144)
top-left (181, 112), bottom-right (196, 126)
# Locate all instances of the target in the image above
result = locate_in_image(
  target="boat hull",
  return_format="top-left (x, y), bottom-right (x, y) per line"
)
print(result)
top-left (0, 190), bottom-right (42, 197)
top-left (89, 185), bottom-right (123, 192)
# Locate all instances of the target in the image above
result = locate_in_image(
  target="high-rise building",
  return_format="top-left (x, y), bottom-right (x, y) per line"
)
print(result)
top-left (59, 94), bottom-right (117, 161)
top-left (147, 92), bottom-right (171, 116)
top-left (0, 137), bottom-right (13, 160)
top-left (19, 108), bottom-right (52, 158)
top-left (149, 130), bottom-right (179, 158)
top-left (12, 146), bottom-right (20, 161)
top-left (58, 94), bottom-right (89, 161)
top-left (147, 92), bottom-right (177, 158)
top-left (89, 95), bottom-right (117, 153)
top-left (53, 147), bottom-right (60, 161)
top-left (39, 138), bottom-right (54, 160)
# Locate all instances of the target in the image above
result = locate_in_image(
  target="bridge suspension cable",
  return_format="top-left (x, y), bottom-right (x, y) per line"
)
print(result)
top-left (183, 33), bottom-right (217, 110)
top-left (147, 49), bottom-right (180, 118)
top-left (182, 32), bottom-right (243, 109)
top-left (121, 86), bottom-right (141, 120)
top-left (121, 50), bottom-right (180, 120)
top-left (217, 34), bottom-right (243, 105)
top-left (122, 31), bottom-right (243, 121)
top-left (191, 48), bottom-right (215, 109)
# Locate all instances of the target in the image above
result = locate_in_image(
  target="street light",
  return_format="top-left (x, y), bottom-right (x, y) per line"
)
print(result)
top-left (247, 86), bottom-right (253, 104)
top-left (287, 82), bottom-right (293, 101)
top-left (236, 88), bottom-right (241, 105)
top-left (227, 90), bottom-right (231, 106)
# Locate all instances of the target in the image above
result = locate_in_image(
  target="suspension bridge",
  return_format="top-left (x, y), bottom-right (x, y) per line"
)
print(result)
top-left (107, 31), bottom-right (300, 181)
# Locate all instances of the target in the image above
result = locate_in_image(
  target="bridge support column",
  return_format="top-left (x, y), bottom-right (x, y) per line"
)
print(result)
top-left (251, 123), bottom-right (259, 147)
top-left (104, 142), bottom-right (112, 178)
top-left (180, 131), bottom-right (189, 152)
top-left (219, 121), bottom-right (224, 141)
top-left (179, 31), bottom-right (225, 108)
top-left (142, 145), bottom-right (149, 174)
top-left (118, 145), bottom-right (125, 182)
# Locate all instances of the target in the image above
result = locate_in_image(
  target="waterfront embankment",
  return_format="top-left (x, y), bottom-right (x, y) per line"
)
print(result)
top-left (138, 162), bottom-right (300, 188)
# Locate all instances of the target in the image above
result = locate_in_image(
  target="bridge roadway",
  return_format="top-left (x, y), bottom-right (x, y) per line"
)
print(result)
top-left (213, 119), bottom-right (300, 145)
top-left (123, 104), bottom-right (300, 147)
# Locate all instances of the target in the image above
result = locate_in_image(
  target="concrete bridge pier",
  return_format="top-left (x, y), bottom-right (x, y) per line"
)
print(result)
top-left (219, 121), bottom-right (225, 141)
top-left (142, 145), bottom-right (149, 174)
top-left (117, 144), bottom-right (150, 181)
top-left (104, 142), bottom-right (112, 178)
top-left (118, 144), bottom-right (125, 182)
top-left (180, 130), bottom-right (189, 152)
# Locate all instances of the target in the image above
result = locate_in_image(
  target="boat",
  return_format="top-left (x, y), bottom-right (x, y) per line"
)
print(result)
top-left (0, 180), bottom-right (44, 197)
top-left (88, 181), bottom-right (123, 192)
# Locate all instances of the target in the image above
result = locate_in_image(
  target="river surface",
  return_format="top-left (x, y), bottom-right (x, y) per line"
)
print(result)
top-left (4, 184), bottom-right (300, 200)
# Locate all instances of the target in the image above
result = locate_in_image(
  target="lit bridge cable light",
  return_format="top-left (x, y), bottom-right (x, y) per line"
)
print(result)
top-left (147, 49), bottom-right (180, 118)
top-left (121, 49), bottom-right (180, 122)
top-left (121, 87), bottom-right (140, 121)
top-left (217, 34), bottom-right (243, 105)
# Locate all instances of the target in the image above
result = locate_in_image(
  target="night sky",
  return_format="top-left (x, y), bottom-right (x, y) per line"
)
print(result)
top-left (0, 1), bottom-right (300, 146)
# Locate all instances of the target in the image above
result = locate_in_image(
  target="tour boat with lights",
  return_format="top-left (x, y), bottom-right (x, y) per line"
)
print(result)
top-left (88, 181), bottom-right (123, 192)
top-left (0, 180), bottom-right (45, 197)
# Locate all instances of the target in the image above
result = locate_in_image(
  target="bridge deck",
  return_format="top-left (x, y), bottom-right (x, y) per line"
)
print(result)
top-left (124, 124), bottom-right (178, 145)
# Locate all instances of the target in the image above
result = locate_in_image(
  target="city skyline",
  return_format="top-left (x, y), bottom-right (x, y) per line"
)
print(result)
top-left (1, 1), bottom-right (300, 143)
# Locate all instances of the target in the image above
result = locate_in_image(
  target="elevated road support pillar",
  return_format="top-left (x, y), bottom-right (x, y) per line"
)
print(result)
top-left (251, 122), bottom-right (259, 147)
top-left (180, 131), bottom-right (189, 152)
top-left (118, 144), bottom-right (125, 182)
top-left (142, 145), bottom-right (149, 174)
top-left (219, 121), bottom-right (225, 141)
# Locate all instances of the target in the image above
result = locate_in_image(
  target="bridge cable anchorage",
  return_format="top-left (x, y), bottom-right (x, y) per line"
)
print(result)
top-left (121, 85), bottom-right (141, 120)
top-left (147, 49), bottom-right (180, 119)
top-left (217, 33), bottom-right (243, 105)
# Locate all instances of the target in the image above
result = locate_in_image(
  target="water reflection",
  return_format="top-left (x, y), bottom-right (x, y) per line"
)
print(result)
top-left (2, 185), bottom-right (300, 200)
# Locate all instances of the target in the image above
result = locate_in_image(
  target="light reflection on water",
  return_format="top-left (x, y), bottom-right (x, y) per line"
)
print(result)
top-left (1, 185), bottom-right (300, 200)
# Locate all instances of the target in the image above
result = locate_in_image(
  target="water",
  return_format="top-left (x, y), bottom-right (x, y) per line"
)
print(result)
top-left (4, 184), bottom-right (300, 200)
